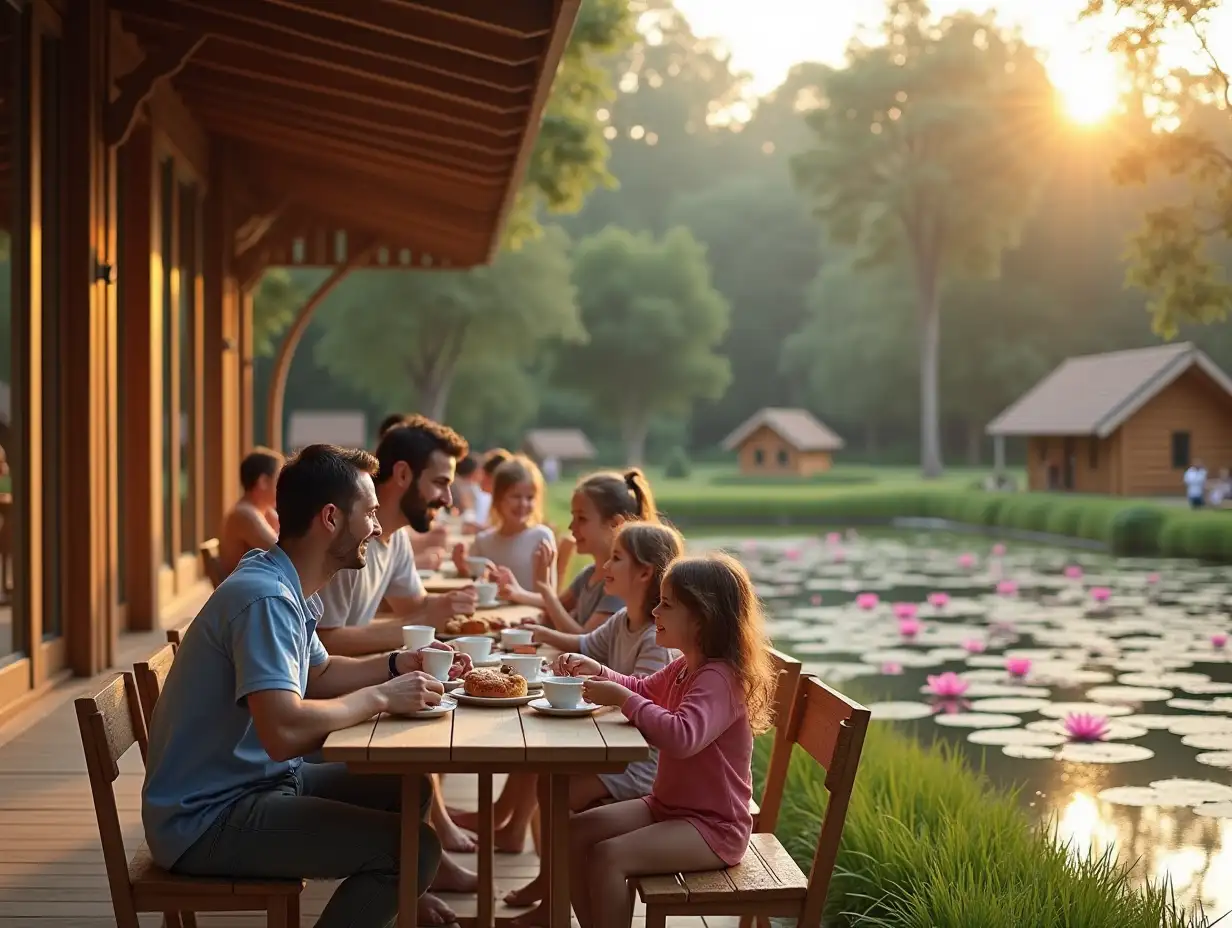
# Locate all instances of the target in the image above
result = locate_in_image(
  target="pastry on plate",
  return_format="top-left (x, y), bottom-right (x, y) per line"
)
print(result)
top-left (464, 666), bottom-right (528, 698)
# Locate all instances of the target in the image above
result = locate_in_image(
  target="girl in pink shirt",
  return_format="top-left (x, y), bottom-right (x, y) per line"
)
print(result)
top-left (558, 553), bottom-right (777, 928)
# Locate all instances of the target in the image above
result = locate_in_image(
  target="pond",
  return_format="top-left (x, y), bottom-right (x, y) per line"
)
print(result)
top-left (702, 528), bottom-right (1232, 920)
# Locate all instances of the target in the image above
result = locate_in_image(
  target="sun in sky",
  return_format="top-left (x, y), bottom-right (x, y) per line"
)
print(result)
top-left (1046, 43), bottom-right (1125, 125)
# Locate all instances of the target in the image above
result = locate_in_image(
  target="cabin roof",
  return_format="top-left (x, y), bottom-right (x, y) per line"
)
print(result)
top-left (522, 428), bottom-right (596, 460)
top-left (986, 342), bottom-right (1232, 438)
top-left (721, 407), bottom-right (845, 453)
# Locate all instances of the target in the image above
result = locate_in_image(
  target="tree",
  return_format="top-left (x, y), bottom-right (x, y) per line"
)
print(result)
top-left (1083, 0), bottom-right (1232, 336)
top-left (312, 226), bottom-right (583, 422)
top-left (560, 226), bottom-right (730, 464)
top-left (791, 0), bottom-right (1056, 477)
top-left (251, 268), bottom-right (320, 358)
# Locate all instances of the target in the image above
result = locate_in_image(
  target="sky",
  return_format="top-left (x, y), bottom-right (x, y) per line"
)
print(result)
top-left (670, 0), bottom-right (1232, 123)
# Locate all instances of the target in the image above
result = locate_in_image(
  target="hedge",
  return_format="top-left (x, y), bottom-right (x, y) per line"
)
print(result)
top-left (651, 487), bottom-right (1232, 562)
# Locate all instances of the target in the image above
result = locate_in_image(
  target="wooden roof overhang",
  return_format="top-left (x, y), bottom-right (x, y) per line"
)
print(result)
top-left (108, 0), bottom-right (580, 272)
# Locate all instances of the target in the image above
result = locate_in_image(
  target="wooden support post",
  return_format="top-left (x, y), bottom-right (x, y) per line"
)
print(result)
top-left (106, 33), bottom-right (207, 148)
top-left (265, 242), bottom-right (376, 453)
top-left (993, 434), bottom-right (1006, 476)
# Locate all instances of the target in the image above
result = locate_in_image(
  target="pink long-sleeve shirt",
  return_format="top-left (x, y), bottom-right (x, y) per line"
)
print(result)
top-left (601, 656), bottom-right (753, 866)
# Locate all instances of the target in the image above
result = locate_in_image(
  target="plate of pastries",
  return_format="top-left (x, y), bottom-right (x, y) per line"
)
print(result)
top-left (451, 665), bottom-right (539, 706)
top-left (439, 615), bottom-right (514, 639)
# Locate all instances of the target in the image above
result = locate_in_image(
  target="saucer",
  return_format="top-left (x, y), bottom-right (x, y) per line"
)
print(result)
top-left (527, 697), bottom-right (600, 717)
top-left (476, 601), bottom-right (503, 610)
top-left (397, 696), bottom-right (457, 719)
top-left (453, 692), bottom-right (539, 707)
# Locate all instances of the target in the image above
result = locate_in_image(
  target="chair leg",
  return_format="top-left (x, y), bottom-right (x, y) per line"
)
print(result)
top-left (266, 897), bottom-right (289, 928)
top-left (739, 916), bottom-right (755, 928)
top-left (645, 905), bottom-right (667, 928)
top-left (161, 914), bottom-right (184, 928)
top-left (181, 914), bottom-right (199, 928)
top-left (287, 892), bottom-right (301, 927)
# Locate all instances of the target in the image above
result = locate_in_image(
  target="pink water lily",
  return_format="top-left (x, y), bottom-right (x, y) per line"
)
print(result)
top-left (991, 543), bottom-right (1006, 556)
top-left (810, 594), bottom-right (823, 606)
top-left (927, 672), bottom-right (969, 698)
top-left (958, 553), bottom-right (977, 569)
top-left (892, 602), bottom-right (919, 620)
top-left (785, 547), bottom-right (801, 561)
top-left (898, 617), bottom-right (922, 638)
top-left (1090, 587), bottom-right (1111, 603)
top-left (880, 661), bottom-right (903, 675)
top-left (962, 638), bottom-right (986, 654)
top-left (1213, 633), bottom-right (1229, 649)
top-left (855, 592), bottom-right (880, 610)
top-left (1064, 712), bottom-right (1110, 742)
top-left (833, 550), bottom-right (846, 563)
top-left (1064, 565), bottom-right (1083, 579)
top-left (996, 580), bottom-right (1018, 596)
top-left (741, 540), bottom-right (758, 553)
top-left (1146, 572), bottom-right (1160, 584)
top-left (1006, 657), bottom-right (1032, 677)
top-left (826, 532), bottom-right (842, 544)
top-left (928, 592), bottom-right (950, 608)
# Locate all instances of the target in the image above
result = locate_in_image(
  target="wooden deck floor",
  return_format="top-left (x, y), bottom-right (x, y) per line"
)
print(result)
top-left (0, 631), bottom-right (732, 927)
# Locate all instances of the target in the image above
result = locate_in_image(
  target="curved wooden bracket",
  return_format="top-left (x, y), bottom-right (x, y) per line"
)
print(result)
top-left (106, 32), bottom-right (208, 148)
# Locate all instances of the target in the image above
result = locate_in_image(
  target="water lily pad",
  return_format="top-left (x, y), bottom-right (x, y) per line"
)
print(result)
top-left (1095, 786), bottom-right (1186, 807)
top-left (1117, 671), bottom-right (1212, 688)
top-left (968, 728), bottom-right (1067, 747)
top-left (1026, 719), bottom-right (1149, 740)
top-left (1166, 717), bottom-right (1232, 736)
top-left (1179, 681), bottom-right (1232, 695)
top-left (1003, 744), bottom-right (1058, 759)
top-left (1180, 733), bottom-right (1232, 751)
top-left (1193, 801), bottom-right (1232, 818)
top-left (1120, 714), bottom-right (1183, 730)
top-left (1196, 752), bottom-right (1232, 770)
top-left (967, 697), bottom-right (1053, 713)
top-left (934, 712), bottom-right (1021, 729)
top-left (1036, 702), bottom-right (1134, 719)
top-left (1054, 742), bottom-right (1154, 764)
top-left (1086, 685), bottom-right (1174, 704)
top-left (1149, 778), bottom-right (1232, 803)
top-left (867, 701), bottom-right (936, 721)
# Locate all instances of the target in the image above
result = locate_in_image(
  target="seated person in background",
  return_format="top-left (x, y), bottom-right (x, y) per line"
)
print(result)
top-left (452, 455), bottom-right (481, 523)
top-left (377, 412), bottom-right (410, 439)
top-left (376, 413), bottom-right (448, 566)
top-left (453, 455), bottom-right (557, 590)
top-left (462, 447), bottom-right (508, 535)
top-left (218, 447), bottom-right (284, 577)
top-left (141, 443), bottom-right (470, 928)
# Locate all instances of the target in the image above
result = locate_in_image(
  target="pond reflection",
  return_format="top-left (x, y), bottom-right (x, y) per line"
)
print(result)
top-left (708, 529), bottom-right (1232, 919)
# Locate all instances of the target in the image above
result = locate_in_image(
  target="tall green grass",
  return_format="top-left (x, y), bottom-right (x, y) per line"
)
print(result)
top-left (753, 727), bottom-right (1212, 928)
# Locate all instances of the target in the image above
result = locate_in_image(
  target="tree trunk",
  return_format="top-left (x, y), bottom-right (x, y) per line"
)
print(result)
top-left (621, 411), bottom-right (649, 467)
top-left (913, 258), bottom-right (944, 479)
top-left (416, 376), bottom-right (452, 422)
top-left (966, 421), bottom-right (982, 466)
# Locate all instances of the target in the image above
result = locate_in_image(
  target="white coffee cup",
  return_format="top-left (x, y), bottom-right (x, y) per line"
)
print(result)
top-left (502, 654), bottom-right (545, 684)
top-left (501, 627), bottom-right (534, 650)
top-left (401, 625), bottom-right (435, 651)
top-left (418, 647), bottom-right (453, 682)
top-left (453, 636), bottom-right (493, 662)
top-left (541, 675), bottom-right (586, 710)
top-left (467, 556), bottom-right (495, 578)
top-left (475, 581), bottom-right (499, 605)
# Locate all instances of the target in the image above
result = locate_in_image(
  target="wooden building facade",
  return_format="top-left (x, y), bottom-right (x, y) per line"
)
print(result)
top-left (0, 0), bottom-right (577, 719)
top-left (721, 408), bottom-right (845, 478)
top-left (987, 343), bottom-right (1232, 495)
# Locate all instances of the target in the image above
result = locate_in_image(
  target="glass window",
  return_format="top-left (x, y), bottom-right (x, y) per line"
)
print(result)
top-left (39, 30), bottom-right (60, 641)
top-left (178, 181), bottom-right (197, 555)
top-left (159, 157), bottom-right (174, 565)
top-left (0, 2), bottom-right (27, 661)
top-left (1171, 431), bottom-right (1191, 470)
top-left (777, 449), bottom-right (789, 467)
top-left (753, 448), bottom-right (764, 465)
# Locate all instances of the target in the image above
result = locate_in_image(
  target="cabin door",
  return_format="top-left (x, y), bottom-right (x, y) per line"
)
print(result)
top-left (1062, 438), bottom-right (1076, 491)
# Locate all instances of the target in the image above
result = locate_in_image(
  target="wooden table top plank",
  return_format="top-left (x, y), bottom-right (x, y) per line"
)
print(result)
top-left (448, 705), bottom-right (526, 764)
top-left (363, 711), bottom-right (454, 765)
top-left (518, 707), bottom-right (608, 763)
top-left (322, 716), bottom-right (380, 763)
top-left (592, 707), bottom-right (652, 764)
top-left (422, 576), bottom-right (474, 593)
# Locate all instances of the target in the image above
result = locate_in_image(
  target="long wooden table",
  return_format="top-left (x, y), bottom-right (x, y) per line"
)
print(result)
top-left (323, 694), bottom-right (649, 928)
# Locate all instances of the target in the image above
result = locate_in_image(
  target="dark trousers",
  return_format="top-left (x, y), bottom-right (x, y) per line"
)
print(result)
top-left (174, 763), bottom-right (440, 928)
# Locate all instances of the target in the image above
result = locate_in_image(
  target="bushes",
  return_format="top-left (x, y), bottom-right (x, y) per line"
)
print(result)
top-left (753, 727), bottom-right (1204, 928)
top-left (662, 446), bottom-right (692, 479)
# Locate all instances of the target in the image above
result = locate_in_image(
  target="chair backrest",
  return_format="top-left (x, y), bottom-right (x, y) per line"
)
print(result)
top-left (199, 537), bottom-right (223, 588)
top-left (133, 644), bottom-right (177, 756)
top-left (788, 675), bottom-right (870, 928)
top-left (75, 673), bottom-right (145, 926)
top-left (755, 647), bottom-right (803, 832)
top-left (166, 626), bottom-right (183, 648)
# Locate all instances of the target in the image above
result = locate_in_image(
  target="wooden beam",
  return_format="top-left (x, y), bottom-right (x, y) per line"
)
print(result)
top-left (106, 32), bottom-right (208, 148)
top-left (111, 0), bottom-right (537, 92)
top-left (260, 0), bottom-right (544, 65)
top-left (266, 242), bottom-right (378, 453)
top-left (386, 0), bottom-right (555, 38)
top-left (234, 197), bottom-right (291, 258)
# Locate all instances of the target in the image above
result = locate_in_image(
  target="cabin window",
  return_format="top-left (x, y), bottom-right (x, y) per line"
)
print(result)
top-left (777, 449), bottom-right (789, 467)
top-left (753, 448), bottom-right (764, 466)
top-left (1038, 439), bottom-right (1047, 461)
top-left (1171, 431), bottom-right (1191, 470)
top-left (1088, 439), bottom-right (1098, 470)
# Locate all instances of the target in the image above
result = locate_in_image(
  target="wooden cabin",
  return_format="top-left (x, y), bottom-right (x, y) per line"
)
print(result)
top-left (722, 408), bottom-right (844, 477)
top-left (986, 343), bottom-right (1232, 495)
top-left (287, 410), bottom-right (368, 453)
top-left (0, 0), bottom-right (576, 719)
top-left (521, 429), bottom-right (597, 465)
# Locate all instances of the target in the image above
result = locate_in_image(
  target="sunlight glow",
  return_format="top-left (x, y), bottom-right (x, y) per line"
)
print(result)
top-left (1050, 50), bottom-right (1122, 125)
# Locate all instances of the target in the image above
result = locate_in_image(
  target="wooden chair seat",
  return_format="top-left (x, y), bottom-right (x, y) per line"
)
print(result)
top-left (129, 844), bottom-right (305, 902)
top-left (637, 833), bottom-right (807, 908)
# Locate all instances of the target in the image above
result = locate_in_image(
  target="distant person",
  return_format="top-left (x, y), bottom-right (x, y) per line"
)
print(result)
top-left (218, 448), bottom-right (285, 577)
top-left (377, 413), bottom-right (410, 440)
top-left (462, 448), bottom-right (508, 535)
top-left (1184, 459), bottom-right (1208, 509)
top-left (452, 455), bottom-right (480, 520)
top-left (542, 455), bottom-right (561, 484)
top-left (1210, 467), bottom-right (1232, 507)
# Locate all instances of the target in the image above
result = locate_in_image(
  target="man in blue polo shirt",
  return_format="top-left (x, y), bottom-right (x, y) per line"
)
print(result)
top-left (142, 444), bottom-right (469, 928)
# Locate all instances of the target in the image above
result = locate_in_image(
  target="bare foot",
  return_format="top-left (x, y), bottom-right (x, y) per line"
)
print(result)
top-left (503, 874), bottom-right (545, 907)
top-left (417, 893), bottom-right (458, 926)
top-left (447, 807), bottom-right (479, 832)
top-left (495, 822), bottom-right (528, 854)
top-left (506, 902), bottom-right (548, 927)
top-left (430, 853), bottom-right (478, 894)
top-left (436, 821), bottom-right (477, 854)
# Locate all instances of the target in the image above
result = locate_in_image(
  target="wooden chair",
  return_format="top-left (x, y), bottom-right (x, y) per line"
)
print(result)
top-left (635, 675), bottom-right (870, 928)
top-left (199, 538), bottom-right (223, 588)
top-left (166, 627), bottom-right (184, 648)
top-left (75, 673), bottom-right (304, 928)
top-left (133, 644), bottom-right (177, 758)
top-left (749, 647), bottom-right (804, 830)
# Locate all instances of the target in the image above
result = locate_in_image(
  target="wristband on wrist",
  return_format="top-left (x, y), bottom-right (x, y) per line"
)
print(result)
top-left (388, 650), bottom-right (401, 679)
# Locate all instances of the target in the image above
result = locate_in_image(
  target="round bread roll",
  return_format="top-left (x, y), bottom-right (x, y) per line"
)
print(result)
top-left (444, 618), bottom-right (465, 635)
top-left (459, 617), bottom-right (489, 635)
top-left (464, 666), bottom-right (528, 698)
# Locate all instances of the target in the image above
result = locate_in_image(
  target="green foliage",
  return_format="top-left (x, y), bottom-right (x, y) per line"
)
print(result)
top-left (1109, 506), bottom-right (1168, 556)
top-left (791, 0), bottom-right (1057, 477)
top-left (662, 446), bottom-right (691, 479)
top-left (752, 727), bottom-right (1204, 927)
top-left (251, 268), bottom-right (322, 358)
top-left (561, 225), bottom-right (731, 464)
top-left (312, 227), bottom-right (582, 424)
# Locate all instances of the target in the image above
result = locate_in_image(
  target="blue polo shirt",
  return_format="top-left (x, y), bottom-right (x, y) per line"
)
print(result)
top-left (141, 545), bottom-right (330, 868)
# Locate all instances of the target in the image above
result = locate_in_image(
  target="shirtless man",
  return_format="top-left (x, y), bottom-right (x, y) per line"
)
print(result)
top-left (218, 448), bottom-right (284, 577)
